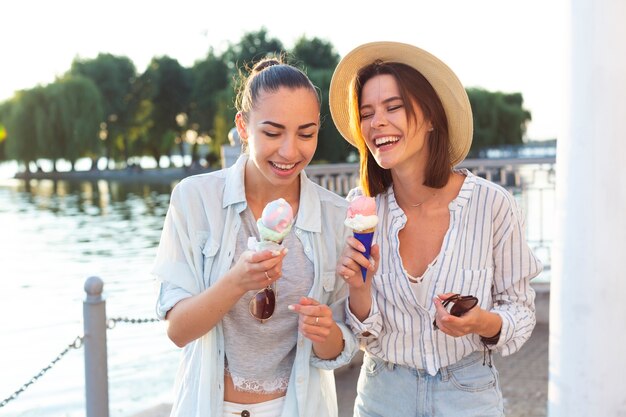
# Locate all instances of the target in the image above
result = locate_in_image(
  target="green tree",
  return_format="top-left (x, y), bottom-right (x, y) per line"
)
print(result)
top-left (467, 88), bottom-right (531, 156)
top-left (222, 28), bottom-right (285, 72)
top-left (188, 49), bottom-right (230, 138)
top-left (137, 56), bottom-right (192, 165)
top-left (291, 37), bottom-right (350, 163)
top-left (0, 102), bottom-right (11, 162)
top-left (5, 89), bottom-right (47, 172)
top-left (47, 76), bottom-right (104, 170)
top-left (70, 53), bottom-right (136, 165)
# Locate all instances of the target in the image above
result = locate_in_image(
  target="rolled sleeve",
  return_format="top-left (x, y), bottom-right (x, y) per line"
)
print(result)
top-left (310, 321), bottom-right (359, 369)
top-left (345, 293), bottom-right (383, 340)
top-left (156, 281), bottom-right (193, 320)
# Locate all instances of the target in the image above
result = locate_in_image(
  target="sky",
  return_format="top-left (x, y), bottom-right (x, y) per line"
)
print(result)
top-left (1, 0), bottom-right (566, 140)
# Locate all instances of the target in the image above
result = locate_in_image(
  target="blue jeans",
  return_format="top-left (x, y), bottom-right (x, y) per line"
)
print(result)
top-left (353, 351), bottom-right (504, 417)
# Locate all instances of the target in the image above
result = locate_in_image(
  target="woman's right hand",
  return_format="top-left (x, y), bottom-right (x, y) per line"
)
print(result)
top-left (336, 236), bottom-right (380, 289)
top-left (229, 249), bottom-right (287, 293)
top-left (337, 236), bottom-right (379, 322)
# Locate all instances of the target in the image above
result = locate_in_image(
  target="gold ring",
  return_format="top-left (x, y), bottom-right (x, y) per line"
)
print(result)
top-left (264, 271), bottom-right (271, 281)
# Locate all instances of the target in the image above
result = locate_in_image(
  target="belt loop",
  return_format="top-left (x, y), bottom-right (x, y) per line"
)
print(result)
top-left (439, 364), bottom-right (449, 382)
top-left (386, 360), bottom-right (395, 371)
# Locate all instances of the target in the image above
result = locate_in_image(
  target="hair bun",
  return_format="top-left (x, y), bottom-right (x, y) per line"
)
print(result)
top-left (251, 58), bottom-right (282, 73)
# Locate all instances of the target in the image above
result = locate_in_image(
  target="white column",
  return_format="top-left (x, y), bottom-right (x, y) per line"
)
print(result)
top-left (549, 0), bottom-right (626, 415)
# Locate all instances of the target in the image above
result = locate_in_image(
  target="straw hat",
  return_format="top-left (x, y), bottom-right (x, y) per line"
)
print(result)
top-left (329, 41), bottom-right (473, 166)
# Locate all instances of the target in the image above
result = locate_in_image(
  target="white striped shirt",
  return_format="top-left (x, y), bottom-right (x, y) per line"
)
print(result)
top-left (345, 170), bottom-right (543, 375)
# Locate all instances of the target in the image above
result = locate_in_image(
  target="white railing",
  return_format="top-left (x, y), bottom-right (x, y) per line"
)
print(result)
top-left (306, 157), bottom-right (556, 197)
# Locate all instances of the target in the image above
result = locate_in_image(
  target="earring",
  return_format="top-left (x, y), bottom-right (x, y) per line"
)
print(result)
top-left (428, 127), bottom-right (434, 132)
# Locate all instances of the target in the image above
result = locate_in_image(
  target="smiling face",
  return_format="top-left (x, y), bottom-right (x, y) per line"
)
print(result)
top-left (359, 73), bottom-right (433, 172)
top-left (236, 86), bottom-right (319, 189)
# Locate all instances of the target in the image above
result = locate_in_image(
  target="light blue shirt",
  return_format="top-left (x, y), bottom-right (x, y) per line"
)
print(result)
top-left (153, 155), bottom-right (358, 417)
top-left (346, 170), bottom-right (543, 376)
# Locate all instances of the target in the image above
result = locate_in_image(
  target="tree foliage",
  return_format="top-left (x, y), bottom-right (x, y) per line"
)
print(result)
top-left (49, 76), bottom-right (104, 167)
top-left (139, 56), bottom-right (192, 163)
top-left (5, 88), bottom-right (44, 169)
top-left (467, 88), bottom-right (531, 156)
top-left (188, 50), bottom-right (230, 138)
top-left (291, 37), bottom-right (351, 163)
top-left (222, 28), bottom-right (285, 72)
top-left (70, 53), bottom-right (136, 163)
top-left (0, 29), bottom-right (535, 173)
top-left (0, 102), bottom-right (12, 163)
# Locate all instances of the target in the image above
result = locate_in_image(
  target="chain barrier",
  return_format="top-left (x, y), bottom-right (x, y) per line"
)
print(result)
top-left (0, 336), bottom-right (83, 408)
top-left (107, 316), bottom-right (160, 329)
top-left (0, 316), bottom-right (159, 409)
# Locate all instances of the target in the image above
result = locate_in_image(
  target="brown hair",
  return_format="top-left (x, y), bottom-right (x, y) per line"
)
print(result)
top-left (348, 61), bottom-right (452, 196)
top-left (235, 56), bottom-right (320, 123)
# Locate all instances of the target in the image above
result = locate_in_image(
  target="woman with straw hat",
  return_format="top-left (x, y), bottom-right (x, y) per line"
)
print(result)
top-left (331, 41), bottom-right (542, 416)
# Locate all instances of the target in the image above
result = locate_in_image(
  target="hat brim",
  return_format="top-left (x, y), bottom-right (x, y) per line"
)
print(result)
top-left (329, 41), bottom-right (473, 167)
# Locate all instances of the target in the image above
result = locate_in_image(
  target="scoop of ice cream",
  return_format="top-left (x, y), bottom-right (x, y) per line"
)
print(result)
top-left (345, 195), bottom-right (378, 232)
top-left (257, 198), bottom-right (294, 243)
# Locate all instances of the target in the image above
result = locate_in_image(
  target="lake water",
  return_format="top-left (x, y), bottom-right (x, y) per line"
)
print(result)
top-left (0, 163), bottom-right (554, 417)
top-left (0, 178), bottom-right (181, 417)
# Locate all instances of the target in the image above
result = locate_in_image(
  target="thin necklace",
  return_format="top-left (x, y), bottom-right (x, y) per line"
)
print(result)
top-left (408, 191), bottom-right (437, 207)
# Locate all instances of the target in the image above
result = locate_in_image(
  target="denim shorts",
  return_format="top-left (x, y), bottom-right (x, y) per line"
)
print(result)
top-left (353, 351), bottom-right (504, 417)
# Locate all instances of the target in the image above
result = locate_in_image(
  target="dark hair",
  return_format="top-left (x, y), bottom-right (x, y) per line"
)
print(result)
top-left (235, 56), bottom-right (320, 124)
top-left (349, 61), bottom-right (451, 196)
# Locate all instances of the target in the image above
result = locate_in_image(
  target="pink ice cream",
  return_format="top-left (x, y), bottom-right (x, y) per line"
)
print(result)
top-left (257, 198), bottom-right (294, 243)
top-left (345, 195), bottom-right (378, 281)
top-left (345, 196), bottom-right (378, 232)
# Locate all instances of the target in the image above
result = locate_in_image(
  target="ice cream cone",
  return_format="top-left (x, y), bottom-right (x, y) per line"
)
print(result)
top-left (353, 230), bottom-right (374, 281)
top-left (344, 195), bottom-right (379, 282)
top-left (248, 198), bottom-right (294, 254)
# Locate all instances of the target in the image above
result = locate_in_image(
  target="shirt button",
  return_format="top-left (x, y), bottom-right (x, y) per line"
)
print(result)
top-left (241, 411), bottom-right (250, 417)
top-left (305, 247), bottom-right (310, 253)
top-left (296, 229), bottom-right (301, 235)
top-left (297, 376), bottom-right (304, 384)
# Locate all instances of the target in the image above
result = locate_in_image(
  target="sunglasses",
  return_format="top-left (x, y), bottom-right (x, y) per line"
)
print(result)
top-left (249, 284), bottom-right (276, 323)
top-left (432, 294), bottom-right (478, 330)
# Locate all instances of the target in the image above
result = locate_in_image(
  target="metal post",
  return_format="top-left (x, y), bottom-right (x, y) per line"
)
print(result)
top-left (83, 276), bottom-right (109, 417)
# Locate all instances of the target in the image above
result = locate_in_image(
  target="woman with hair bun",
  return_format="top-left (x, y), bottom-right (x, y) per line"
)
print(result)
top-left (153, 57), bottom-right (357, 417)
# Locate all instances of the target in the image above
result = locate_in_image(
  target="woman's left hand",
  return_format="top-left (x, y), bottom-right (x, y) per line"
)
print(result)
top-left (289, 296), bottom-right (335, 343)
top-left (432, 293), bottom-right (483, 337)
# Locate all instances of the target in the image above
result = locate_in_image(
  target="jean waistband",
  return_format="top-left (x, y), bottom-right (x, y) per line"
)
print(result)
top-left (366, 350), bottom-right (485, 378)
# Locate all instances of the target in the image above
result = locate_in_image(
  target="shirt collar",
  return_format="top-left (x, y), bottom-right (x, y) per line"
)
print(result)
top-left (384, 169), bottom-right (476, 214)
top-left (296, 169), bottom-right (321, 233)
top-left (448, 169), bottom-right (475, 211)
top-left (222, 153), bottom-right (321, 233)
top-left (223, 154), bottom-right (248, 209)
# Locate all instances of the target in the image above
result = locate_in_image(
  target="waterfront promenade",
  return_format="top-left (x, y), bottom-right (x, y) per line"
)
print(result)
top-left (133, 322), bottom-right (549, 417)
